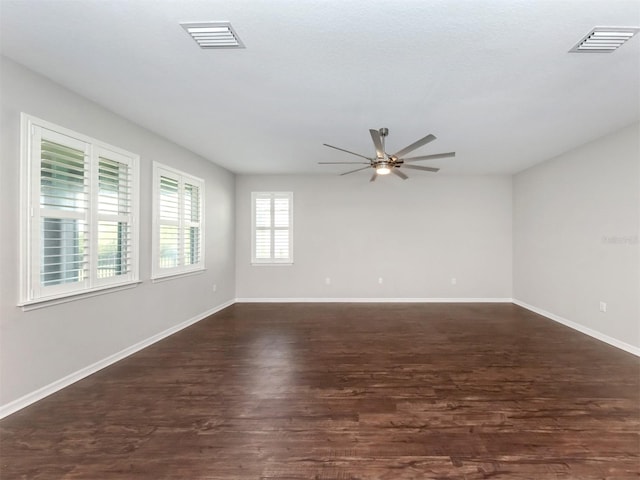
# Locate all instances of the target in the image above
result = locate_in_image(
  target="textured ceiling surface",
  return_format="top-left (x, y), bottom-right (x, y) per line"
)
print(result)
top-left (1, 0), bottom-right (639, 175)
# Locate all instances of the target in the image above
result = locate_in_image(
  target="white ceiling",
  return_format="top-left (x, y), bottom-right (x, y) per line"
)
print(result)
top-left (1, 0), bottom-right (639, 175)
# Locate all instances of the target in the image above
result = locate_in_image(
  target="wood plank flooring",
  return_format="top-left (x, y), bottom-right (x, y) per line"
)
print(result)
top-left (1, 303), bottom-right (638, 479)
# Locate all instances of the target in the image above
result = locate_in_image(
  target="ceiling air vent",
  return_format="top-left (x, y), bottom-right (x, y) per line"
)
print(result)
top-left (569, 27), bottom-right (639, 53)
top-left (181, 22), bottom-right (245, 49)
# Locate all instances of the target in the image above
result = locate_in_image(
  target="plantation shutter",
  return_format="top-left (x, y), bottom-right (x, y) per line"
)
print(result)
top-left (254, 196), bottom-right (272, 259)
top-left (159, 175), bottom-right (180, 269)
top-left (153, 164), bottom-right (204, 278)
top-left (183, 182), bottom-right (201, 266)
top-left (273, 196), bottom-right (290, 259)
top-left (38, 132), bottom-right (90, 296)
top-left (252, 192), bottom-right (293, 263)
top-left (26, 121), bottom-right (139, 304)
top-left (95, 150), bottom-right (134, 282)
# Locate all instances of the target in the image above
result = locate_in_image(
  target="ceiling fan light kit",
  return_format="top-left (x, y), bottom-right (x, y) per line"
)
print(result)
top-left (320, 128), bottom-right (455, 181)
top-left (376, 163), bottom-right (391, 175)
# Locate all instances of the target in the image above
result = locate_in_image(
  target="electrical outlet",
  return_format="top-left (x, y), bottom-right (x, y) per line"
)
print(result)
top-left (451, 277), bottom-right (457, 285)
top-left (599, 301), bottom-right (607, 313)
top-left (212, 284), bottom-right (217, 293)
top-left (378, 277), bottom-right (384, 285)
top-left (325, 277), bottom-right (331, 285)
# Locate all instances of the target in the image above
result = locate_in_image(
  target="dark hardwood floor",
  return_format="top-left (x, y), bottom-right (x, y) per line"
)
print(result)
top-left (1, 303), bottom-right (638, 479)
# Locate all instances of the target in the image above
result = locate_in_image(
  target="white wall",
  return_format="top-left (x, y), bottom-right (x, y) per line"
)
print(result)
top-left (236, 174), bottom-right (513, 299)
top-left (513, 123), bottom-right (640, 351)
top-left (0, 57), bottom-right (236, 409)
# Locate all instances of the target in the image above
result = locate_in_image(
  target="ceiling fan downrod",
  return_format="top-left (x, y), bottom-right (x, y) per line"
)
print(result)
top-left (375, 128), bottom-right (391, 174)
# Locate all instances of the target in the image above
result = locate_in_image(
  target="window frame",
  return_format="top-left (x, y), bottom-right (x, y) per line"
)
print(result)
top-left (251, 191), bottom-right (294, 265)
top-left (19, 113), bottom-right (140, 307)
top-left (151, 162), bottom-right (205, 280)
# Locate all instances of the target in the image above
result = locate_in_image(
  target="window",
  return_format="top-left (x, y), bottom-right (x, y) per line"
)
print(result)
top-left (251, 192), bottom-right (293, 264)
top-left (152, 163), bottom-right (204, 279)
top-left (20, 114), bottom-right (139, 305)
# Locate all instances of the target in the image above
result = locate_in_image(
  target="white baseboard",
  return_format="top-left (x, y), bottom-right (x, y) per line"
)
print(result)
top-left (513, 299), bottom-right (640, 357)
top-left (0, 299), bottom-right (235, 420)
top-left (235, 297), bottom-right (513, 303)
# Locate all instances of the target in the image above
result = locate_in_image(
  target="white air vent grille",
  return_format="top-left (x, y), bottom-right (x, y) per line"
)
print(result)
top-left (570, 27), bottom-right (639, 53)
top-left (181, 22), bottom-right (245, 49)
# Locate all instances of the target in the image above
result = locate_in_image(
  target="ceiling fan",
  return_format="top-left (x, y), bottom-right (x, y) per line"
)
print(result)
top-left (319, 128), bottom-right (455, 181)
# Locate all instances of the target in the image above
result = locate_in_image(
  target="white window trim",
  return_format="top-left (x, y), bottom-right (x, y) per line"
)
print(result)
top-left (151, 162), bottom-right (205, 280)
top-left (251, 191), bottom-right (294, 265)
top-left (19, 113), bottom-right (140, 307)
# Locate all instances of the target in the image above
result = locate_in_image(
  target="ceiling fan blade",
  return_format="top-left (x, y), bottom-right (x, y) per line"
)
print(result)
top-left (369, 129), bottom-right (384, 158)
top-left (323, 143), bottom-right (372, 161)
top-left (402, 164), bottom-right (440, 172)
top-left (392, 168), bottom-right (408, 180)
top-left (340, 166), bottom-right (371, 176)
top-left (319, 161), bottom-right (370, 164)
top-left (402, 152), bottom-right (456, 162)
top-left (370, 172), bottom-right (378, 182)
top-left (392, 134), bottom-right (436, 159)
